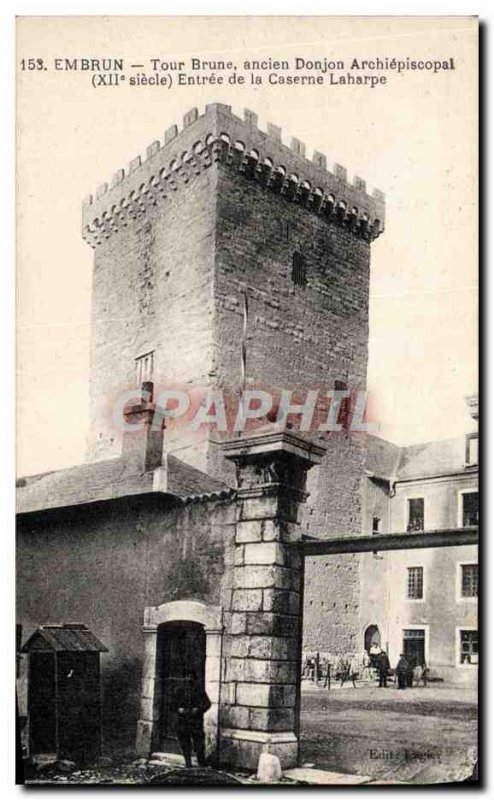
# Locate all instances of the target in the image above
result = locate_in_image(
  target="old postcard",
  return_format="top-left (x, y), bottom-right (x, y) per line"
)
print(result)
top-left (16, 15), bottom-right (478, 786)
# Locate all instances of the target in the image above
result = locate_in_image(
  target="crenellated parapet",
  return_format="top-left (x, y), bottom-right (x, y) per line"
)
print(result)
top-left (82, 103), bottom-right (385, 248)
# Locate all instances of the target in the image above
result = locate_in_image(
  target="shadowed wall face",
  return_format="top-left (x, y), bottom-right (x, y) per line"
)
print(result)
top-left (86, 164), bottom-right (218, 467)
top-left (17, 497), bottom-right (235, 754)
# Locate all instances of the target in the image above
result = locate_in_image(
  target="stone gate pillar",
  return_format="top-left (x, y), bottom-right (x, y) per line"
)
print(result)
top-left (219, 431), bottom-right (326, 770)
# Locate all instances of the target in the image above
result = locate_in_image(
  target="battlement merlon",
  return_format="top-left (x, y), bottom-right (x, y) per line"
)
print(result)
top-left (82, 103), bottom-right (385, 245)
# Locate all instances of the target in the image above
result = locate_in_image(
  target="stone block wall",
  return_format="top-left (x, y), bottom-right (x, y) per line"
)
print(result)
top-left (219, 432), bottom-right (325, 770)
top-left (208, 128), bottom-right (378, 655)
top-left (303, 553), bottom-right (362, 654)
top-left (213, 165), bottom-right (372, 398)
top-left (81, 103), bottom-right (385, 665)
top-left (301, 434), bottom-right (367, 653)
top-left (220, 522), bottom-right (303, 768)
top-left (83, 103), bottom-right (383, 478)
top-left (86, 161), bottom-right (218, 466)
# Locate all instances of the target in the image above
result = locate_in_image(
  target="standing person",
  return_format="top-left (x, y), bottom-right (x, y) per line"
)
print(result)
top-left (323, 660), bottom-right (332, 689)
top-left (340, 657), bottom-right (357, 688)
top-left (362, 649), bottom-right (372, 680)
top-left (172, 670), bottom-right (211, 768)
top-left (413, 662), bottom-right (429, 687)
top-left (335, 654), bottom-right (346, 682)
top-left (302, 654), bottom-right (315, 681)
top-left (395, 654), bottom-right (410, 690)
top-left (339, 657), bottom-right (348, 687)
top-left (376, 649), bottom-right (391, 688)
top-left (349, 653), bottom-right (360, 686)
top-left (369, 642), bottom-right (381, 669)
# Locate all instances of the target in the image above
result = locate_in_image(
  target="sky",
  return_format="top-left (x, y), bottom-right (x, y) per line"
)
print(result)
top-left (16, 15), bottom-right (478, 476)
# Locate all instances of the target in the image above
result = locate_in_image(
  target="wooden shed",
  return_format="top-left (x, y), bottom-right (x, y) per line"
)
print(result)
top-left (21, 623), bottom-right (107, 765)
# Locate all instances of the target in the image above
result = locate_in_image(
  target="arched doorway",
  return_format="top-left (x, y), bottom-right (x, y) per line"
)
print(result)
top-left (136, 601), bottom-right (222, 760)
top-left (364, 624), bottom-right (381, 653)
top-left (157, 621), bottom-right (206, 754)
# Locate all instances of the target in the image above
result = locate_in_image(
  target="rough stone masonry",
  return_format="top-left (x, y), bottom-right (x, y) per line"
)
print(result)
top-left (218, 432), bottom-right (326, 767)
top-left (82, 102), bottom-right (385, 659)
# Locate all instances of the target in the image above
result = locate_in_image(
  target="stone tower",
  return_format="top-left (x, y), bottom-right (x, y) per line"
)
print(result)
top-left (82, 102), bottom-right (385, 653)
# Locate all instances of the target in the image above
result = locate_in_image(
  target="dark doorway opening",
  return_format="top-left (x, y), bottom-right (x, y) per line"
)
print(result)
top-left (27, 651), bottom-right (102, 763)
top-left (364, 624), bottom-right (381, 653)
top-left (28, 652), bottom-right (57, 756)
top-left (403, 629), bottom-right (426, 668)
top-left (157, 621), bottom-right (206, 754)
top-left (57, 652), bottom-right (101, 764)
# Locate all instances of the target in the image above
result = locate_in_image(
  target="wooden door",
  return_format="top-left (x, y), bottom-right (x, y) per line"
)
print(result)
top-left (57, 653), bottom-right (101, 765)
top-left (158, 622), bottom-right (206, 753)
top-left (28, 653), bottom-right (56, 756)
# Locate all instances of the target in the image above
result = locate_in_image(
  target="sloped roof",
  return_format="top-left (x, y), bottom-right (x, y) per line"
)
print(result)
top-left (364, 434), bottom-right (475, 483)
top-left (16, 457), bottom-right (155, 514)
top-left (166, 455), bottom-right (233, 500)
top-left (364, 435), bottom-right (401, 481)
top-left (395, 437), bottom-right (468, 481)
top-left (16, 454), bottom-right (233, 515)
top-left (21, 624), bottom-right (108, 653)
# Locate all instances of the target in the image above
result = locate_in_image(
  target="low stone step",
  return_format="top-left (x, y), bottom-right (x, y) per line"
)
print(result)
top-left (150, 752), bottom-right (189, 767)
top-left (284, 767), bottom-right (371, 785)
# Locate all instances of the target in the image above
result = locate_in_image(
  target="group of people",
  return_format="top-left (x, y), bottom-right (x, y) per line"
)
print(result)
top-left (369, 644), bottom-right (427, 689)
top-left (303, 652), bottom-right (363, 684)
top-left (303, 646), bottom-right (428, 689)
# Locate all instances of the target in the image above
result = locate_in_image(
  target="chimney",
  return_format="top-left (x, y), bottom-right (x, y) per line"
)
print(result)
top-left (464, 394), bottom-right (479, 467)
top-left (465, 394), bottom-right (479, 424)
top-left (121, 382), bottom-right (165, 473)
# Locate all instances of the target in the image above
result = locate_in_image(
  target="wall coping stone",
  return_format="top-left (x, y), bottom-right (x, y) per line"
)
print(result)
top-left (222, 431), bottom-right (326, 466)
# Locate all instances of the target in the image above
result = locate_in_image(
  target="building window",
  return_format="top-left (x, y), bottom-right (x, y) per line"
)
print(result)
top-left (461, 564), bottom-right (478, 598)
top-left (372, 516), bottom-right (381, 534)
top-left (291, 251), bottom-right (307, 288)
top-left (135, 351), bottom-right (154, 386)
top-left (407, 567), bottom-right (424, 599)
top-left (459, 630), bottom-right (478, 665)
top-left (278, 219), bottom-right (290, 241)
top-left (403, 629), bottom-right (426, 667)
top-left (407, 498), bottom-right (424, 532)
top-left (461, 491), bottom-right (479, 527)
top-left (465, 433), bottom-right (478, 466)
